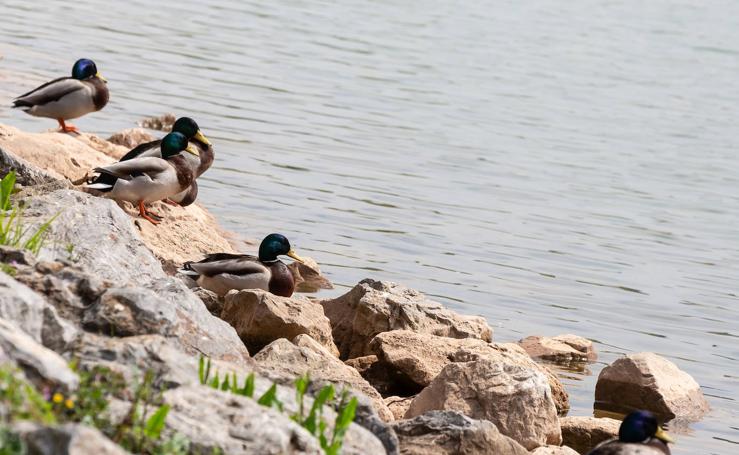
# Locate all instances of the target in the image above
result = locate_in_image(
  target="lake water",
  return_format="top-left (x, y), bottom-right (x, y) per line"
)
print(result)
top-left (1, 1), bottom-right (737, 453)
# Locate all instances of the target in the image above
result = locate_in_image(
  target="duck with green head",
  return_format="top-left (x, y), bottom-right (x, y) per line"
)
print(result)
top-left (86, 132), bottom-right (199, 224)
top-left (180, 233), bottom-right (306, 297)
top-left (102, 117), bottom-right (212, 207)
top-left (12, 58), bottom-right (109, 133)
top-left (587, 410), bottom-right (674, 455)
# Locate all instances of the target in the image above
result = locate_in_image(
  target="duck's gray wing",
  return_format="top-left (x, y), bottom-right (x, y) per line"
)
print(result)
top-left (12, 77), bottom-right (86, 108)
top-left (184, 254), bottom-right (267, 277)
top-left (120, 140), bottom-right (163, 161)
top-left (94, 157), bottom-right (170, 180)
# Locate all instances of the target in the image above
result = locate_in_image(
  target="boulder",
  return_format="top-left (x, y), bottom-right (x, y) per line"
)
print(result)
top-left (0, 269), bottom-right (76, 351)
top-left (0, 317), bottom-right (78, 390)
top-left (529, 446), bottom-right (579, 455)
top-left (14, 422), bottom-right (127, 455)
top-left (385, 396), bottom-right (414, 421)
top-left (519, 335), bottom-right (596, 363)
top-left (82, 287), bottom-right (177, 337)
top-left (222, 289), bottom-right (338, 356)
top-left (162, 385), bottom-right (324, 454)
top-left (594, 352), bottom-right (709, 421)
top-left (254, 336), bottom-right (393, 422)
top-left (106, 128), bottom-right (156, 149)
top-left (368, 331), bottom-right (569, 415)
top-left (320, 279), bottom-right (492, 359)
top-left (163, 385), bottom-right (387, 455)
top-left (560, 416), bottom-right (619, 455)
top-left (288, 256), bottom-right (333, 292)
top-left (391, 411), bottom-right (528, 455)
top-left (405, 358), bottom-right (561, 450)
top-left (345, 355), bottom-right (412, 397)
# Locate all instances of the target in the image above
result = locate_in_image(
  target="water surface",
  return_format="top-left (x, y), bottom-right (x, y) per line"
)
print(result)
top-left (1, 1), bottom-right (738, 452)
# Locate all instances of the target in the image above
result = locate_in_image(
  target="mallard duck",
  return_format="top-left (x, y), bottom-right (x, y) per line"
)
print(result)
top-left (12, 58), bottom-right (109, 133)
top-left (118, 117), bottom-right (212, 206)
top-left (587, 410), bottom-right (673, 455)
top-left (86, 132), bottom-right (198, 225)
top-left (180, 233), bottom-right (306, 297)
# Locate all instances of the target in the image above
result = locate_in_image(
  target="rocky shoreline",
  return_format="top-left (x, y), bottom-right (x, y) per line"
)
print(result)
top-left (0, 124), bottom-right (709, 454)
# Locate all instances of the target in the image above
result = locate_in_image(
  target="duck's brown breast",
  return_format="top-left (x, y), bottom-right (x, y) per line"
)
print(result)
top-left (267, 260), bottom-right (295, 297)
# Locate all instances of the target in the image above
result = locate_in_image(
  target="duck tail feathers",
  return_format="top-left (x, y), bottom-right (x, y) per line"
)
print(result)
top-left (179, 262), bottom-right (200, 277)
top-left (85, 182), bottom-right (113, 191)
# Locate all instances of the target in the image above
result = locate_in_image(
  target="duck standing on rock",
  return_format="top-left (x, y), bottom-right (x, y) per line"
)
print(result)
top-left (12, 58), bottom-right (109, 133)
top-left (181, 233), bottom-right (306, 297)
top-left (117, 117), bottom-right (212, 206)
top-left (86, 132), bottom-right (198, 225)
top-left (587, 410), bottom-right (674, 455)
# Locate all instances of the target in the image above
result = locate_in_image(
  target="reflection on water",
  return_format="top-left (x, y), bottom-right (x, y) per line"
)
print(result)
top-left (1, 0), bottom-right (738, 452)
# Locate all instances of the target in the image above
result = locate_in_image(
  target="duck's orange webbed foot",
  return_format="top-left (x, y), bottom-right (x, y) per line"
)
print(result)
top-left (164, 198), bottom-right (180, 207)
top-left (138, 200), bottom-right (161, 225)
top-left (57, 119), bottom-right (80, 134)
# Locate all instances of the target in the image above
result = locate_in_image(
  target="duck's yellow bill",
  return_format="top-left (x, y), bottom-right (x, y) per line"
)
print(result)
top-left (96, 72), bottom-right (107, 83)
top-left (287, 249), bottom-right (305, 264)
top-left (185, 144), bottom-right (200, 156)
top-left (655, 427), bottom-right (674, 444)
top-left (194, 130), bottom-right (211, 146)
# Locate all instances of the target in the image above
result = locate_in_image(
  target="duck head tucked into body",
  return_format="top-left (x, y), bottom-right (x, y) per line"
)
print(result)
top-left (86, 132), bottom-right (198, 225)
top-left (181, 233), bottom-right (306, 298)
top-left (587, 410), bottom-right (673, 455)
top-left (118, 116), bottom-right (213, 207)
top-left (12, 58), bottom-right (109, 133)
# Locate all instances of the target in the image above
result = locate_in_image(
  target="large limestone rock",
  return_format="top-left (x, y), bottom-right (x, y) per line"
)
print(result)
top-left (0, 317), bottom-right (78, 390)
top-left (405, 358), bottom-right (561, 450)
top-left (518, 334), bottom-right (596, 363)
top-left (560, 416), bottom-right (619, 455)
top-left (254, 336), bottom-right (393, 422)
top-left (385, 396), bottom-right (414, 421)
top-left (530, 446), bottom-right (579, 455)
top-left (82, 287), bottom-right (177, 337)
top-left (368, 331), bottom-right (570, 415)
top-left (594, 352), bottom-right (709, 421)
top-left (392, 411), bottom-right (528, 455)
top-left (222, 289), bottom-right (339, 356)
top-left (163, 385), bottom-right (324, 454)
top-left (164, 385), bottom-right (387, 455)
top-left (14, 422), bottom-right (127, 455)
top-left (288, 256), bottom-right (334, 292)
top-left (0, 269), bottom-right (76, 351)
top-left (0, 146), bottom-right (63, 187)
top-left (321, 279), bottom-right (492, 359)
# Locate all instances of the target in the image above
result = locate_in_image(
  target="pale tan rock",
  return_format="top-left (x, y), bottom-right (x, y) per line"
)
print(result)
top-left (368, 331), bottom-right (570, 415)
top-left (0, 125), bottom-right (236, 267)
top-left (405, 357), bottom-right (562, 450)
top-left (560, 416), bottom-right (619, 455)
top-left (519, 334), bottom-right (597, 363)
top-left (138, 113), bottom-right (176, 131)
top-left (594, 352), bottom-right (709, 421)
top-left (0, 123), bottom-right (119, 182)
top-left (529, 445), bottom-right (579, 455)
top-left (320, 279), bottom-right (492, 359)
top-left (385, 396), bottom-right (414, 421)
top-left (254, 336), bottom-right (393, 421)
top-left (392, 411), bottom-right (528, 455)
top-left (15, 422), bottom-right (127, 455)
top-left (106, 128), bottom-right (157, 149)
top-left (222, 289), bottom-right (339, 356)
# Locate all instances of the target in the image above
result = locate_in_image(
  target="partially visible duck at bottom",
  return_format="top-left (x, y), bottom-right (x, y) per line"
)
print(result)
top-left (588, 410), bottom-right (674, 455)
top-left (180, 233), bottom-right (306, 297)
top-left (85, 132), bottom-right (198, 224)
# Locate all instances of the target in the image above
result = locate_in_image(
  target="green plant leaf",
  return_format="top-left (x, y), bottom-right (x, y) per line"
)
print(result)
top-left (242, 373), bottom-right (255, 398)
top-left (144, 404), bottom-right (170, 440)
top-left (257, 384), bottom-right (282, 411)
